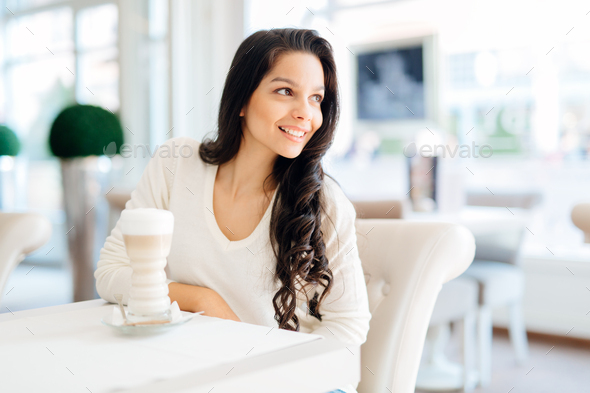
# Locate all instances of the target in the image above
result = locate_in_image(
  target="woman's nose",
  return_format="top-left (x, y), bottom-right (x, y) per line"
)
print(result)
top-left (293, 99), bottom-right (312, 122)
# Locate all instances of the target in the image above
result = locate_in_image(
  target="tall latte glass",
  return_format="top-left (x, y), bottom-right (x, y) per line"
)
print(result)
top-left (120, 208), bottom-right (174, 323)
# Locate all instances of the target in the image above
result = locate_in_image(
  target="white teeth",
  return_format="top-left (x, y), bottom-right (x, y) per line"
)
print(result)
top-left (279, 127), bottom-right (304, 137)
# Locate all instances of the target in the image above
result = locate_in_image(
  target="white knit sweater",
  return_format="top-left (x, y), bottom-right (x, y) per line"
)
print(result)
top-left (95, 137), bottom-right (371, 392)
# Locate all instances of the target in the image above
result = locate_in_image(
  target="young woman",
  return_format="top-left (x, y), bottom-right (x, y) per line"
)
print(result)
top-left (95, 28), bottom-right (371, 393)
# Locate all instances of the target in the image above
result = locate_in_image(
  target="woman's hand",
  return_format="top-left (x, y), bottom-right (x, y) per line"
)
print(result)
top-left (168, 282), bottom-right (241, 322)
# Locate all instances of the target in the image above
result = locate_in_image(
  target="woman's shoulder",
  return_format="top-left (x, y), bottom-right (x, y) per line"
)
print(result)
top-left (149, 137), bottom-right (209, 180)
top-left (322, 174), bottom-right (351, 207)
top-left (156, 136), bottom-right (205, 164)
top-left (321, 174), bottom-right (357, 229)
top-left (161, 136), bottom-right (201, 152)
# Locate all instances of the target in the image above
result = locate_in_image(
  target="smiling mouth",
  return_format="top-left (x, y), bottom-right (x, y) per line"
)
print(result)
top-left (278, 126), bottom-right (306, 138)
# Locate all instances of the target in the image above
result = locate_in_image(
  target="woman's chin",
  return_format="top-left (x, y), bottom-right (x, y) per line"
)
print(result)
top-left (278, 147), bottom-right (304, 159)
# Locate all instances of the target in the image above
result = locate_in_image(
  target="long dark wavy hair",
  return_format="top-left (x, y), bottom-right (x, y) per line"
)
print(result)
top-left (199, 28), bottom-right (341, 331)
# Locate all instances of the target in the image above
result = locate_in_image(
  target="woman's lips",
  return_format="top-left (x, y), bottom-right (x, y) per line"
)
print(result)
top-left (279, 126), bottom-right (305, 142)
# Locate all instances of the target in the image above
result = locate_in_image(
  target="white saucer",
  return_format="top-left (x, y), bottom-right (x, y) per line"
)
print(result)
top-left (101, 302), bottom-right (203, 335)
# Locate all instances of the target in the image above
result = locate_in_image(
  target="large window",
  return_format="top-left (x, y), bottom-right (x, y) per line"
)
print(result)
top-left (443, 45), bottom-right (590, 256)
top-left (147, 0), bottom-right (169, 146)
top-left (0, 0), bottom-right (119, 263)
top-left (1, 0), bottom-right (171, 264)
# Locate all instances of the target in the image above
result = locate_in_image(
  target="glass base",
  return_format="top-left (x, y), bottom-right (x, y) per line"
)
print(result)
top-left (126, 308), bottom-right (172, 324)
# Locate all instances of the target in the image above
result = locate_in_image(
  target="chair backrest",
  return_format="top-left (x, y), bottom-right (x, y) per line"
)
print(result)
top-left (352, 193), bottom-right (542, 218)
top-left (572, 203), bottom-right (590, 243)
top-left (355, 219), bottom-right (475, 393)
top-left (464, 191), bottom-right (541, 265)
top-left (465, 191), bottom-right (542, 210)
top-left (0, 212), bottom-right (52, 304)
top-left (351, 199), bottom-right (407, 220)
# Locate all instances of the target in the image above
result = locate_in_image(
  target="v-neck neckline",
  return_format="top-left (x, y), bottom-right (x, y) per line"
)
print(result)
top-left (204, 163), bottom-right (278, 251)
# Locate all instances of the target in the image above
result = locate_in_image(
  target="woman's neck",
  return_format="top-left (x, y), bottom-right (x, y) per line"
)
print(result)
top-left (217, 141), bottom-right (277, 200)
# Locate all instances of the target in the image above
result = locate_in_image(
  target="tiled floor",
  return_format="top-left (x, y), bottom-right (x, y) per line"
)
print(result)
top-left (2, 264), bottom-right (589, 391)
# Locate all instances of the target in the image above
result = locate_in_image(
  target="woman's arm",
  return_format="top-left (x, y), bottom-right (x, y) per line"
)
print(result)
top-left (169, 282), bottom-right (241, 322)
top-left (95, 138), bottom-right (241, 322)
top-left (95, 139), bottom-right (178, 304)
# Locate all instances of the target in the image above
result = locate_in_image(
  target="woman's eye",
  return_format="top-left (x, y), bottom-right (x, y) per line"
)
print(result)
top-left (277, 88), bottom-right (323, 103)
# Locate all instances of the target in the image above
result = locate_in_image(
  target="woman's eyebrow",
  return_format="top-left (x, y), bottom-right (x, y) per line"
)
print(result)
top-left (270, 77), bottom-right (325, 92)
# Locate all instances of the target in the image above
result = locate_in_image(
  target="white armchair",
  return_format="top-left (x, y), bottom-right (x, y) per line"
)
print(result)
top-left (355, 219), bottom-right (476, 393)
top-left (0, 212), bottom-right (52, 304)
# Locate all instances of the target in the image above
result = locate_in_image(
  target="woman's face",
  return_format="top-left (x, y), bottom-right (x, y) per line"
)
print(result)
top-left (240, 51), bottom-right (325, 159)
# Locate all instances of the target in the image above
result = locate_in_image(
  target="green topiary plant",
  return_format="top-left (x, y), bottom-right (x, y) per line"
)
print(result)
top-left (0, 125), bottom-right (21, 156)
top-left (49, 104), bottom-right (124, 158)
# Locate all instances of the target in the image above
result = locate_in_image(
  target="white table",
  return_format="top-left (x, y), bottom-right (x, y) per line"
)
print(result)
top-left (0, 299), bottom-right (359, 393)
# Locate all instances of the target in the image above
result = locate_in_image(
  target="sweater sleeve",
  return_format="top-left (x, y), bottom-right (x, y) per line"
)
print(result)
top-left (94, 137), bottom-right (181, 305)
top-left (298, 177), bottom-right (372, 348)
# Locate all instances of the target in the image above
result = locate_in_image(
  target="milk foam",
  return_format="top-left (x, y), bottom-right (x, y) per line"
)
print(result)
top-left (120, 208), bottom-right (174, 235)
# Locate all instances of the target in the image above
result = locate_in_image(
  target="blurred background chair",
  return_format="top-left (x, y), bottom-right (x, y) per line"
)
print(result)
top-left (355, 218), bottom-right (476, 393)
top-left (417, 278), bottom-right (478, 392)
top-left (351, 199), bottom-right (410, 220)
top-left (353, 200), bottom-right (479, 392)
top-left (459, 190), bottom-right (542, 386)
top-left (465, 192), bottom-right (542, 211)
top-left (571, 203), bottom-right (590, 243)
top-left (0, 212), bottom-right (52, 305)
